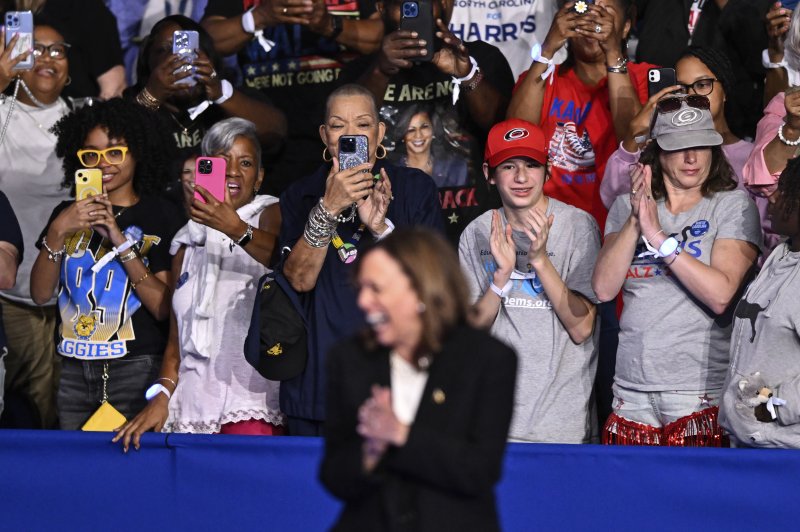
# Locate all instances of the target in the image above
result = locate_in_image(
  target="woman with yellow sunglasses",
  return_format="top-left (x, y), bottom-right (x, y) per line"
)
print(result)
top-left (29, 98), bottom-right (184, 430)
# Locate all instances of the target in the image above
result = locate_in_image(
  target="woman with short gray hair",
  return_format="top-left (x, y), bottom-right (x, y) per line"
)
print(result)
top-left (114, 118), bottom-right (284, 449)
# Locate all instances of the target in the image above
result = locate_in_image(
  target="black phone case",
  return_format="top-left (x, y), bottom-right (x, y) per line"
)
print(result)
top-left (399, 0), bottom-right (435, 62)
top-left (647, 68), bottom-right (677, 98)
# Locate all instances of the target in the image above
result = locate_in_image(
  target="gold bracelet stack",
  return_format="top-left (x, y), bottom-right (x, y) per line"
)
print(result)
top-left (135, 87), bottom-right (161, 110)
top-left (119, 249), bottom-right (138, 263)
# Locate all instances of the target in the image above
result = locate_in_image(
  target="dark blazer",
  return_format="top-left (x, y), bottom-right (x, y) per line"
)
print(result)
top-left (320, 324), bottom-right (517, 532)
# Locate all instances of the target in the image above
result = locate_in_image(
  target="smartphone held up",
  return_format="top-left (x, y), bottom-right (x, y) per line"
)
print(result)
top-left (173, 30), bottom-right (199, 87)
top-left (399, 0), bottom-right (435, 62)
top-left (4, 11), bottom-right (34, 71)
top-left (194, 156), bottom-right (227, 203)
top-left (75, 169), bottom-right (103, 200)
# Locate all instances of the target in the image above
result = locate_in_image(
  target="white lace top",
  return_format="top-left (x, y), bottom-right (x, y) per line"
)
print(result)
top-left (164, 196), bottom-right (284, 433)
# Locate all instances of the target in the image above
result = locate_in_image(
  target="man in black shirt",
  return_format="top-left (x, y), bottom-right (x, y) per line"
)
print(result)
top-left (202, 0), bottom-right (384, 195)
top-left (341, 0), bottom-right (514, 244)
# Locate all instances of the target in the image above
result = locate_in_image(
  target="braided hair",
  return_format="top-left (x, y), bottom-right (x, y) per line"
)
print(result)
top-left (678, 46), bottom-right (742, 138)
top-left (778, 156), bottom-right (800, 219)
top-left (52, 98), bottom-right (174, 196)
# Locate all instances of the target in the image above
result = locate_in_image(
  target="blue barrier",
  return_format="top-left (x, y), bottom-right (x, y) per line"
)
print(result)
top-left (0, 430), bottom-right (797, 531)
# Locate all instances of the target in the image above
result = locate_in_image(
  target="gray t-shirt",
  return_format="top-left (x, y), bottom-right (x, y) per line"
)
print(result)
top-left (720, 244), bottom-right (800, 448)
top-left (605, 189), bottom-right (762, 392)
top-left (459, 198), bottom-right (600, 443)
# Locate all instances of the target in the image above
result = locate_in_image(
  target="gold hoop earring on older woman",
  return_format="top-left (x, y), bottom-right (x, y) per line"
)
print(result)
top-left (322, 147), bottom-right (333, 162)
top-left (376, 143), bottom-right (387, 160)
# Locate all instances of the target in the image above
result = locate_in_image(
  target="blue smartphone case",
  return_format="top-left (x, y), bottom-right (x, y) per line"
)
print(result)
top-left (172, 30), bottom-right (199, 87)
top-left (4, 11), bottom-right (34, 71)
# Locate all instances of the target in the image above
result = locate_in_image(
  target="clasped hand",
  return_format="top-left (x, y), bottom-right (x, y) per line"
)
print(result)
top-left (51, 193), bottom-right (126, 247)
top-left (629, 163), bottom-right (663, 245)
top-left (489, 207), bottom-right (554, 285)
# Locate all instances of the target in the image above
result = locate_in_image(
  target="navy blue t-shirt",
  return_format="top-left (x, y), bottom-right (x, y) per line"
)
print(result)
top-left (0, 191), bottom-right (23, 353)
top-left (278, 160), bottom-right (444, 420)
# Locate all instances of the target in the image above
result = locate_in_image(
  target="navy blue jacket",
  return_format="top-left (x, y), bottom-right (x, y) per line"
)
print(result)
top-left (278, 161), bottom-right (445, 420)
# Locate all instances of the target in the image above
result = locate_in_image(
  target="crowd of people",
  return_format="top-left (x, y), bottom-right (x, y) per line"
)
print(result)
top-left (1, 0), bottom-right (800, 527)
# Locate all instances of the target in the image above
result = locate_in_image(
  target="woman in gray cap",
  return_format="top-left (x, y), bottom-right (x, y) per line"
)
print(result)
top-left (592, 94), bottom-right (762, 446)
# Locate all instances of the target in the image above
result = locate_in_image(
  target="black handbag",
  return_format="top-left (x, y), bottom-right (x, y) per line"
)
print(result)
top-left (244, 271), bottom-right (308, 381)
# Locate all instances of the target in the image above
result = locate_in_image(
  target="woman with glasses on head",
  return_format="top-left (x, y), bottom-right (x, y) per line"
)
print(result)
top-left (592, 94), bottom-right (762, 446)
top-left (30, 98), bottom-right (183, 429)
top-left (601, 46), bottom-right (778, 254)
top-left (0, 17), bottom-right (78, 428)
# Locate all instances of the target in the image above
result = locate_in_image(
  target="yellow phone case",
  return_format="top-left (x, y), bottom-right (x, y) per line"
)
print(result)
top-left (81, 401), bottom-right (127, 432)
top-left (75, 168), bottom-right (103, 200)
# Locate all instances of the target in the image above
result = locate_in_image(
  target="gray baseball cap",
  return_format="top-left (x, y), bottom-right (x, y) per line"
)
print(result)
top-left (650, 96), bottom-right (723, 151)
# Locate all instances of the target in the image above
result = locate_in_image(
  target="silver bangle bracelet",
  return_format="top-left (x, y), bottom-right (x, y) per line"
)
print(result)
top-left (42, 236), bottom-right (66, 262)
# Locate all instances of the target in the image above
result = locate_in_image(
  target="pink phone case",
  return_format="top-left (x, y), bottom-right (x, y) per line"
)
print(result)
top-left (194, 156), bottom-right (227, 203)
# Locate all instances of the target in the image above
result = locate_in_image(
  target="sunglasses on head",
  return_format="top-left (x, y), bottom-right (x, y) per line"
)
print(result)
top-left (648, 94), bottom-right (711, 136)
top-left (655, 94), bottom-right (711, 114)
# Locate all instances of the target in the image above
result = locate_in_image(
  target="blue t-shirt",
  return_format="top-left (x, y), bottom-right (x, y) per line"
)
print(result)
top-left (0, 191), bottom-right (23, 353)
top-left (278, 160), bottom-right (445, 420)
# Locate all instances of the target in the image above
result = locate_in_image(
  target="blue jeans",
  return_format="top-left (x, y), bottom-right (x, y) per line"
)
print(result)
top-left (57, 354), bottom-right (161, 430)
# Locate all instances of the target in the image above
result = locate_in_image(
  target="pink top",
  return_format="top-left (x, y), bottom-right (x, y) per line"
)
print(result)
top-left (742, 92), bottom-right (785, 194)
top-left (600, 140), bottom-right (779, 253)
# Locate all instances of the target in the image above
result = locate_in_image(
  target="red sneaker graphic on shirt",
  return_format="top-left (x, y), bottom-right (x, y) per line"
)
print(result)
top-left (548, 121), bottom-right (596, 172)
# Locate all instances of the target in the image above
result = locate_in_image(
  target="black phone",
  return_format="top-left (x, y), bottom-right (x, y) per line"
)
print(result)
top-left (648, 67), bottom-right (677, 98)
top-left (399, 0), bottom-right (435, 62)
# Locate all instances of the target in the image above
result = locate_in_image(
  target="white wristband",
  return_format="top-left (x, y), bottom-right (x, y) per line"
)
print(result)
top-left (373, 218), bottom-right (395, 241)
top-left (762, 48), bottom-right (787, 70)
top-left (242, 8), bottom-right (256, 33)
top-left (490, 280), bottom-right (513, 298)
top-left (530, 43), bottom-right (555, 84)
top-left (451, 56), bottom-right (479, 105)
top-left (145, 383), bottom-right (172, 400)
top-left (214, 79), bottom-right (234, 105)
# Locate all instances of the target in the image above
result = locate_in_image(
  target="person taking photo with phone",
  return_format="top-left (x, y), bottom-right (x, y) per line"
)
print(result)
top-left (113, 118), bottom-right (284, 450)
top-left (29, 98), bottom-right (183, 430)
top-left (278, 84), bottom-right (444, 436)
top-left (130, 15), bottom-right (286, 154)
top-left (339, 0), bottom-right (514, 244)
top-left (601, 47), bottom-right (778, 255)
top-left (0, 16), bottom-right (75, 429)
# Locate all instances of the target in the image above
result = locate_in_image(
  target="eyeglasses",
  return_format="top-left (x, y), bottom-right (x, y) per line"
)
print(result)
top-left (32, 42), bottom-right (71, 59)
top-left (77, 147), bottom-right (129, 167)
top-left (677, 78), bottom-right (718, 96)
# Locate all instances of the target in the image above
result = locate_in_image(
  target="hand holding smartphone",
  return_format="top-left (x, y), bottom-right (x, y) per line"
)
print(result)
top-left (194, 157), bottom-right (227, 203)
top-left (647, 68), bottom-right (677, 98)
top-left (399, 0), bottom-right (435, 62)
top-left (4, 11), bottom-right (34, 71)
top-left (338, 135), bottom-right (370, 171)
top-left (75, 169), bottom-right (103, 200)
top-left (172, 30), bottom-right (199, 86)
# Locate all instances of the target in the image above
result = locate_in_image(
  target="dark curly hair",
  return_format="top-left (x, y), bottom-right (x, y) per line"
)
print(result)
top-left (640, 142), bottom-right (737, 201)
top-left (134, 15), bottom-right (222, 91)
top-left (52, 98), bottom-right (174, 196)
top-left (778, 156), bottom-right (800, 219)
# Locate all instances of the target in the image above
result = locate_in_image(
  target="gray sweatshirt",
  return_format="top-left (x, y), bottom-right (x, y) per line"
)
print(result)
top-left (720, 243), bottom-right (800, 448)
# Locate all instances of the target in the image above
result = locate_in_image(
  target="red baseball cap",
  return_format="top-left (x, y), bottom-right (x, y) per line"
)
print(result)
top-left (484, 118), bottom-right (547, 167)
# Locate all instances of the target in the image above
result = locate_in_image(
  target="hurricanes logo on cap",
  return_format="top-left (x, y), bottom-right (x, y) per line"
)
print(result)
top-left (504, 128), bottom-right (529, 141)
top-left (671, 108), bottom-right (703, 127)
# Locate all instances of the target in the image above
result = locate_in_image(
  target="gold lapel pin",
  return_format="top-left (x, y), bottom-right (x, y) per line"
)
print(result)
top-left (432, 388), bottom-right (446, 404)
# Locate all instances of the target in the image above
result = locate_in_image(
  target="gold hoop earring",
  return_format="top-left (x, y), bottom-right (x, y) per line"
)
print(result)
top-left (376, 143), bottom-right (387, 160)
top-left (322, 147), bottom-right (332, 162)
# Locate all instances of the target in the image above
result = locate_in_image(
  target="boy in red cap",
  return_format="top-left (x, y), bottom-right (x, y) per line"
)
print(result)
top-left (459, 118), bottom-right (601, 443)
